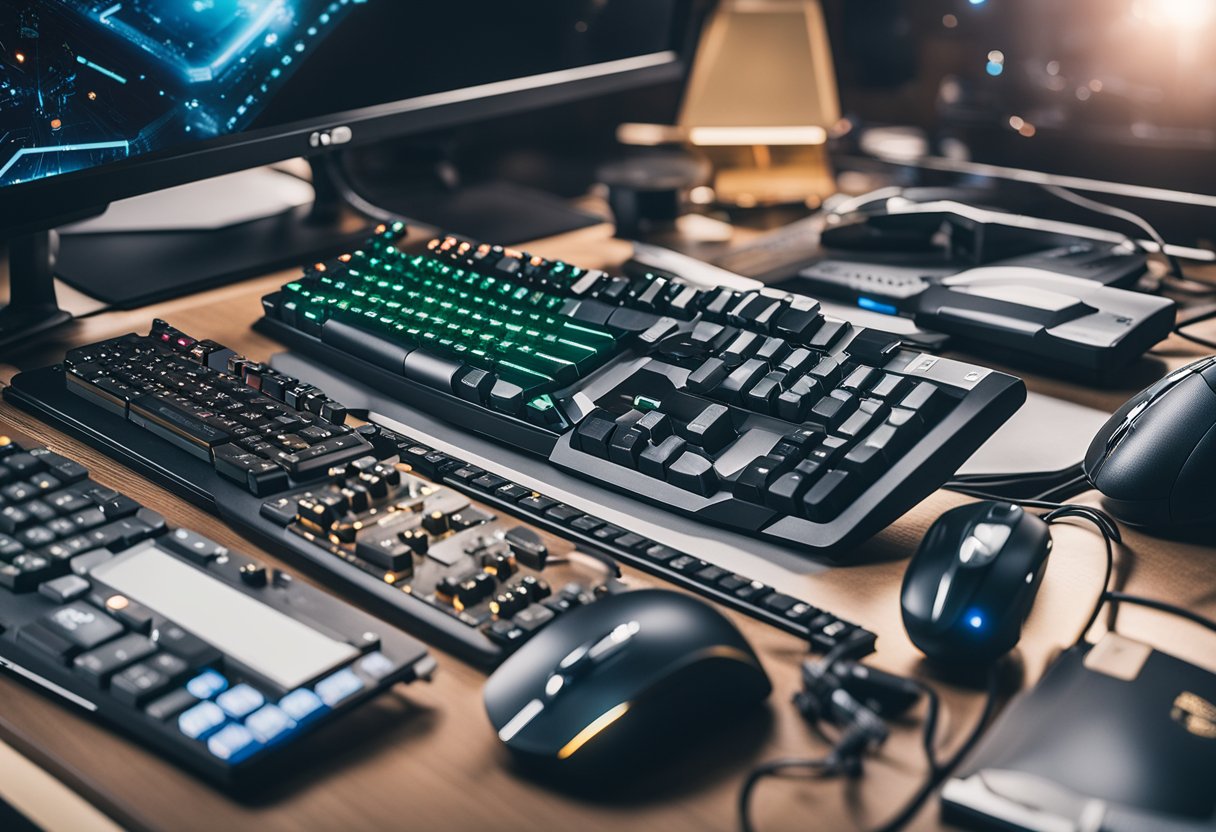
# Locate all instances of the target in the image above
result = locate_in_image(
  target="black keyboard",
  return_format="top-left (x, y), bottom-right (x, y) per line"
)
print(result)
top-left (6, 323), bottom-right (877, 663)
top-left (253, 224), bottom-right (1026, 554)
top-left (0, 426), bottom-right (434, 786)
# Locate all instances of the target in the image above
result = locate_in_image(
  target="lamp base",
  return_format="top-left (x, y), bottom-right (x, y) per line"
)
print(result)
top-left (706, 145), bottom-right (836, 208)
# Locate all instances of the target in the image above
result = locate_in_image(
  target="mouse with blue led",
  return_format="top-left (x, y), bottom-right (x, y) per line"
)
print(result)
top-left (901, 501), bottom-right (1054, 663)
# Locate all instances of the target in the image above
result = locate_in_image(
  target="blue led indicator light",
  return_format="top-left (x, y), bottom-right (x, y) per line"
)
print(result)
top-left (858, 297), bottom-right (899, 316)
top-left (968, 614), bottom-right (984, 630)
top-left (986, 61), bottom-right (1004, 77)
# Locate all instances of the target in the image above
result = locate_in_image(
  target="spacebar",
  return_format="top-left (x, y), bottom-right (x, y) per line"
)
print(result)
top-left (321, 318), bottom-right (413, 373)
top-left (128, 395), bottom-right (230, 461)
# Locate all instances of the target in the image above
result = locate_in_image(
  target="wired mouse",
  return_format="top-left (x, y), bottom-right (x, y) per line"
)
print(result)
top-left (483, 589), bottom-right (771, 780)
top-left (901, 501), bottom-right (1053, 663)
top-left (1084, 355), bottom-right (1216, 529)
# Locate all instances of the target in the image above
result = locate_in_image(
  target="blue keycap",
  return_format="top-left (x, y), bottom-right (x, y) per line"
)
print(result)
top-left (245, 705), bottom-right (297, 745)
top-left (206, 723), bottom-right (260, 763)
top-left (185, 669), bottom-right (229, 700)
top-left (216, 683), bottom-right (265, 720)
top-left (358, 651), bottom-right (395, 680)
top-left (314, 668), bottom-right (364, 707)
top-left (279, 688), bottom-right (327, 724)
top-left (178, 701), bottom-right (227, 740)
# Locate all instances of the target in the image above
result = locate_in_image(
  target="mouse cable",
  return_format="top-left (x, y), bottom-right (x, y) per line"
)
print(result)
top-left (737, 649), bottom-right (1001, 832)
top-left (867, 664), bottom-right (1003, 832)
top-left (945, 467), bottom-right (1090, 503)
top-left (1040, 184), bottom-right (1193, 287)
top-left (1041, 507), bottom-right (1120, 646)
top-left (939, 490), bottom-right (1121, 539)
top-left (1172, 303), bottom-right (1216, 350)
top-left (1098, 591), bottom-right (1216, 636)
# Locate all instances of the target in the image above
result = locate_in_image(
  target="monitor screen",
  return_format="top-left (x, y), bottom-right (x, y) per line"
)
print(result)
top-left (0, 1), bottom-right (683, 194)
top-left (823, 0), bottom-right (1216, 200)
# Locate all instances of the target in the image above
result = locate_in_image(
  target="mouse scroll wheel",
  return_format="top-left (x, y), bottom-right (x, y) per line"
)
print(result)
top-left (557, 620), bottom-right (642, 675)
top-left (959, 523), bottom-right (1011, 565)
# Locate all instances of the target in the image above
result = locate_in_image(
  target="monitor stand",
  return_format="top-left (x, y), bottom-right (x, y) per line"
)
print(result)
top-left (51, 159), bottom-right (374, 309)
top-left (0, 232), bottom-right (74, 351)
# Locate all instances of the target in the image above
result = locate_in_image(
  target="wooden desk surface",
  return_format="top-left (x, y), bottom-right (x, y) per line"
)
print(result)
top-left (2, 223), bottom-right (1215, 832)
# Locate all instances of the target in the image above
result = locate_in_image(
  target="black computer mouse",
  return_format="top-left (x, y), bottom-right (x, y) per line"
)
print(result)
top-left (1084, 355), bottom-right (1216, 529)
top-left (483, 589), bottom-right (771, 781)
top-left (901, 501), bottom-right (1052, 663)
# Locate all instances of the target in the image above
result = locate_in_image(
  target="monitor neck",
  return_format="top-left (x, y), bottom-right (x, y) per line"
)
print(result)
top-left (0, 231), bottom-right (73, 352)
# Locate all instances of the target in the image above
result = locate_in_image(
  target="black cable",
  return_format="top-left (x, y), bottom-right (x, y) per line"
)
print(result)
top-left (738, 756), bottom-right (842, 832)
top-left (945, 466), bottom-right (1090, 503)
top-left (1176, 330), bottom-right (1216, 350)
top-left (1172, 306), bottom-right (1216, 352)
top-left (323, 152), bottom-right (426, 228)
top-left (738, 646), bottom-right (996, 832)
top-left (1041, 183), bottom-right (1187, 282)
top-left (1042, 507), bottom-right (1119, 644)
top-left (868, 664), bottom-right (1003, 832)
top-left (1102, 591), bottom-right (1216, 635)
top-left (912, 681), bottom-right (942, 773)
top-left (942, 489), bottom-right (1118, 525)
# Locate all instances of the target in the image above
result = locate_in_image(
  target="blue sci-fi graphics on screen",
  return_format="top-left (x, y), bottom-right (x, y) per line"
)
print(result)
top-left (0, 0), bottom-right (369, 187)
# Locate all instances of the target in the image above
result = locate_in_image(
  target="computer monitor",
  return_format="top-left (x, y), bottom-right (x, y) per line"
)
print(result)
top-left (822, 0), bottom-right (1216, 248)
top-left (0, 1), bottom-right (696, 343)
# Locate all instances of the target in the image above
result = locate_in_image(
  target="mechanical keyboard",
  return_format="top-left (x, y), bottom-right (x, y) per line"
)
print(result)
top-left (6, 322), bottom-right (877, 663)
top-left (253, 224), bottom-right (1026, 553)
top-left (0, 426), bottom-right (434, 786)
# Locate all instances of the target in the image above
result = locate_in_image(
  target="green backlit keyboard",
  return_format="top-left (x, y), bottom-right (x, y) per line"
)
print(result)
top-left (253, 223), bottom-right (1026, 556)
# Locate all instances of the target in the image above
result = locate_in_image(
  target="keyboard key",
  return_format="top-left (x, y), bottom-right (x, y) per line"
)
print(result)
top-left (112, 661), bottom-right (177, 706)
top-left (216, 684), bottom-right (265, 719)
top-left (357, 651), bottom-right (396, 681)
top-left (517, 495), bottom-right (557, 512)
top-left (16, 621), bottom-right (79, 662)
top-left (38, 574), bottom-right (90, 603)
top-left (315, 668), bottom-right (365, 707)
top-left (760, 593), bottom-right (801, 614)
top-left (544, 504), bottom-right (582, 524)
top-left (43, 602), bottom-right (125, 651)
top-left (73, 633), bottom-right (157, 685)
top-left (638, 435), bottom-right (687, 478)
top-left (666, 452), bottom-right (720, 496)
top-left (682, 403), bottom-right (735, 454)
top-left (145, 687), bottom-right (199, 721)
top-left (802, 469), bottom-right (856, 521)
top-left (186, 669), bottom-right (230, 700)
top-left (207, 722), bottom-right (260, 762)
top-left (244, 705), bottom-right (298, 745)
top-left (178, 700), bottom-right (227, 740)
top-left (569, 516), bottom-right (603, 533)
top-left (279, 689), bottom-right (328, 724)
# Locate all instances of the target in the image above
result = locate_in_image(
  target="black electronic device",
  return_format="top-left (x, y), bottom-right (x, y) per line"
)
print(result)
top-left (1084, 354), bottom-right (1216, 529)
top-left (942, 636), bottom-right (1216, 831)
top-left (483, 588), bottom-right (771, 777)
top-left (247, 224), bottom-right (1025, 556)
top-left (0, 1), bottom-right (694, 345)
top-left (4, 320), bottom-right (876, 664)
top-left (818, 200), bottom-right (1150, 288)
top-left (901, 501), bottom-right (1052, 663)
top-left (771, 201), bottom-right (1176, 382)
top-left (0, 426), bottom-right (435, 787)
top-left (823, 0), bottom-right (1216, 249)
